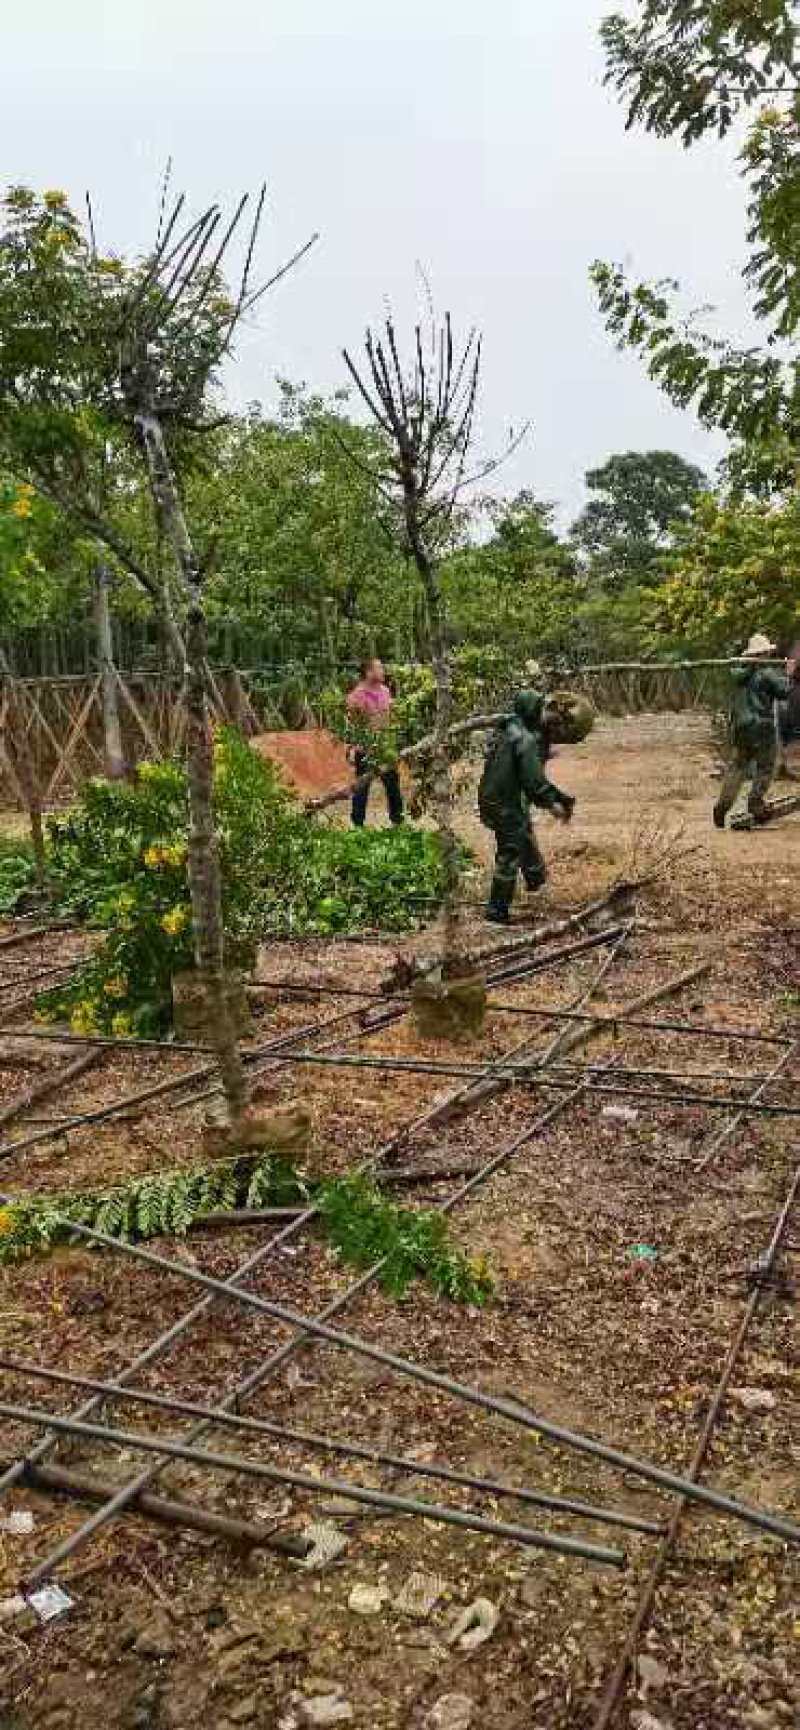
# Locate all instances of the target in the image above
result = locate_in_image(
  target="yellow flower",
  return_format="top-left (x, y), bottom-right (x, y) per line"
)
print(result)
top-left (70, 1001), bottom-right (97, 1035)
top-left (138, 761), bottom-right (157, 782)
top-left (103, 975), bottom-right (126, 999)
top-left (162, 906), bottom-right (189, 937)
top-left (0, 1208), bottom-right (17, 1238)
top-left (143, 845), bottom-right (165, 869)
top-left (165, 842), bottom-right (187, 868)
top-left (12, 496), bottom-right (33, 519)
top-left (43, 189), bottom-right (68, 210)
top-left (111, 1011), bottom-right (133, 1038)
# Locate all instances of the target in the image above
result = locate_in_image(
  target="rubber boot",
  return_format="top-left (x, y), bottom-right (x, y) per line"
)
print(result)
top-left (485, 875), bottom-right (512, 925)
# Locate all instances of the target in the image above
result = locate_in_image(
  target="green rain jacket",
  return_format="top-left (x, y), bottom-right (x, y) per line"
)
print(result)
top-left (728, 665), bottom-right (794, 744)
top-left (479, 691), bottom-right (571, 821)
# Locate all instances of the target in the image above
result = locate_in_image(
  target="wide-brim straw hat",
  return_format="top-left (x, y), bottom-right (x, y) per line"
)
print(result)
top-left (743, 632), bottom-right (777, 658)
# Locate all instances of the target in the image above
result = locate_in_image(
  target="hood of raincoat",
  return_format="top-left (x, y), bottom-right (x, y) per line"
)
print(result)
top-left (513, 689), bottom-right (545, 729)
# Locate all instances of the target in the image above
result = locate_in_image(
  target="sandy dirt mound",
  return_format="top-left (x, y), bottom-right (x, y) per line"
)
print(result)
top-left (250, 728), bottom-right (351, 796)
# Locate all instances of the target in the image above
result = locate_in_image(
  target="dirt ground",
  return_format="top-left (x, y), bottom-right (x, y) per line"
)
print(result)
top-left (0, 714), bottom-right (797, 1730)
top-left (249, 732), bottom-right (351, 799)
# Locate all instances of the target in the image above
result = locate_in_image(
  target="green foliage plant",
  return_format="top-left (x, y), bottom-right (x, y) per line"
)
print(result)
top-left (36, 729), bottom-right (455, 1035)
top-left (0, 837), bottom-right (36, 914)
top-left (0, 1156), bottom-right (493, 1305)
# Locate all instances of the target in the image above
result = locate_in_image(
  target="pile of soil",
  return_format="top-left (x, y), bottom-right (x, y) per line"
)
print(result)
top-left (250, 729), bottom-right (351, 797)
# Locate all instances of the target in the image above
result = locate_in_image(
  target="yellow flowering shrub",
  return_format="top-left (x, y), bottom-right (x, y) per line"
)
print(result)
top-left (162, 906), bottom-right (189, 937)
top-left (40, 759), bottom-right (196, 1037)
top-left (39, 730), bottom-right (450, 1041)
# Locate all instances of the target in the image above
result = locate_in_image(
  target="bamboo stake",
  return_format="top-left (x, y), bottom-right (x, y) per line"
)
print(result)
top-left (693, 1045), bottom-right (797, 1171)
top-left (0, 1048), bottom-right (102, 1134)
top-left (4, 1459), bottom-right (307, 1557)
top-left (1, 1359), bottom-right (662, 1537)
top-left (4, 1402), bottom-right (627, 1570)
top-left (456, 961), bottom-right (711, 1116)
top-left (593, 1165), bottom-right (800, 1728)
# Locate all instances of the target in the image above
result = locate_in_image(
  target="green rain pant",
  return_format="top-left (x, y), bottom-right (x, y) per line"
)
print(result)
top-left (481, 802), bottom-right (547, 914)
top-left (717, 730), bottom-right (776, 816)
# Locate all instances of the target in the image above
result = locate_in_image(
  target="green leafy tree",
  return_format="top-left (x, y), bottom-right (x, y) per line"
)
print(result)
top-left (571, 449), bottom-right (707, 586)
top-left (190, 385), bottom-right (408, 665)
top-left (600, 1), bottom-right (797, 144)
top-left (440, 491), bottom-right (578, 658)
top-left (594, 3), bottom-right (799, 490)
top-left (0, 187), bottom-right (196, 654)
top-left (648, 490), bottom-right (799, 652)
top-left (475, 490), bottom-right (576, 585)
top-left (0, 180), bottom-right (316, 1126)
top-left (0, 476), bottom-right (94, 628)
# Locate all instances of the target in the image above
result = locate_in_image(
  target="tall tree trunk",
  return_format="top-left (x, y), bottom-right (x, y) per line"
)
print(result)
top-left (93, 560), bottom-right (126, 781)
top-left (0, 658), bottom-right (47, 893)
top-left (403, 515), bottom-right (461, 975)
top-left (423, 582), bottom-right (461, 974)
top-left (134, 407), bottom-right (246, 1127)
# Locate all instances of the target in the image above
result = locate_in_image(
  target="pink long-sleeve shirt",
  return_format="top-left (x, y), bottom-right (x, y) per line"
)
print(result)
top-left (346, 681), bottom-right (394, 729)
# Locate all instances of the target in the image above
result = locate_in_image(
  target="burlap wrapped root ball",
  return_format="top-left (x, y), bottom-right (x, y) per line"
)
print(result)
top-left (543, 690), bottom-right (595, 744)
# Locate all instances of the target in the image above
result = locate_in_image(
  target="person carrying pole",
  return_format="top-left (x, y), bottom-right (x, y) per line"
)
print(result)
top-left (478, 689), bottom-right (574, 925)
top-left (776, 642), bottom-right (800, 780)
top-left (346, 656), bottom-right (404, 828)
top-left (713, 634), bottom-right (798, 829)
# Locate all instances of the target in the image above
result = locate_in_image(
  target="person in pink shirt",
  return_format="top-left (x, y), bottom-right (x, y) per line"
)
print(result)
top-left (346, 657), bottom-right (404, 827)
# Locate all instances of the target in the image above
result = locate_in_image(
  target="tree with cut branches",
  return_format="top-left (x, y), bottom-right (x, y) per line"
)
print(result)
top-left (341, 314), bottom-right (522, 975)
top-left (0, 180), bottom-right (316, 1126)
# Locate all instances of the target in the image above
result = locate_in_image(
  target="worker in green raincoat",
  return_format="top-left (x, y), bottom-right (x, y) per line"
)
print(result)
top-left (713, 633), bottom-right (798, 829)
top-left (478, 690), bottom-right (575, 924)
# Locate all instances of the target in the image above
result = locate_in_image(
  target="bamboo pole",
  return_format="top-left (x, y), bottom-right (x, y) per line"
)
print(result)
top-left (4, 1402), bottom-right (627, 1570)
top-left (457, 960), bottom-right (711, 1116)
top-left (593, 1165), bottom-right (800, 1728)
top-left (4, 1458), bottom-right (306, 1558)
top-left (0, 1047), bottom-right (102, 1135)
top-left (2, 1358), bottom-right (662, 1536)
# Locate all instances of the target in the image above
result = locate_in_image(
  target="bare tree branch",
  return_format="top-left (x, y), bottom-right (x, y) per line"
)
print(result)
top-left (155, 157), bottom-right (174, 247)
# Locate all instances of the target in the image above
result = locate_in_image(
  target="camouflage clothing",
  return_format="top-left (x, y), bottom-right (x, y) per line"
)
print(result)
top-left (727, 664), bottom-right (793, 736)
top-left (717, 732), bottom-right (777, 817)
top-left (479, 691), bottom-right (573, 916)
top-left (716, 664), bottom-right (794, 819)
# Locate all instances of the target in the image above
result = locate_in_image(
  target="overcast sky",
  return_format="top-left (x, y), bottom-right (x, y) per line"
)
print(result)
top-left (8, 0), bottom-right (754, 523)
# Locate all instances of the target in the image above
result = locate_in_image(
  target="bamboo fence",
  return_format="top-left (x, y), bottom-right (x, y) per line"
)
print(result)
top-left (0, 658), bottom-right (766, 811)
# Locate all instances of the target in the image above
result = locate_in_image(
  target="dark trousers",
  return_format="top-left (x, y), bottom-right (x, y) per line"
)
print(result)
top-left (481, 801), bottom-right (546, 913)
top-left (351, 750), bottom-right (404, 828)
top-left (717, 730), bottom-right (776, 815)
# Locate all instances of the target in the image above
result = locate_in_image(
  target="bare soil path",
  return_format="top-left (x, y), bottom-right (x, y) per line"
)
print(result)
top-left (0, 715), bottom-right (796, 1730)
